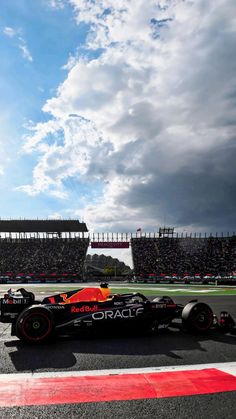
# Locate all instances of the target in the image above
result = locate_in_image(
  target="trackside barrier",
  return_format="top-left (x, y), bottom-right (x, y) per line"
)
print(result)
top-left (131, 276), bottom-right (236, 286)
top-left (0, 275), bottom-right (236, 285)
top-left (0, 274), bottom-right (84, 284)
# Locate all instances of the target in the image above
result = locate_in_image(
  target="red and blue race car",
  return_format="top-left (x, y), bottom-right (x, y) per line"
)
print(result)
top-left (0, 284), bottom-right (235, 344)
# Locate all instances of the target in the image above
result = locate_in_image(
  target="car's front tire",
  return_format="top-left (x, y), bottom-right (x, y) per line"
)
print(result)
top-left (182, 302), bottom-right (213, 333)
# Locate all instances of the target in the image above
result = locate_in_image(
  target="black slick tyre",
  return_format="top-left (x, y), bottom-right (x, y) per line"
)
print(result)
top-left (16, 306), bottom-right (54, 344)
top-left (182, 302), bottom-right (213, 333)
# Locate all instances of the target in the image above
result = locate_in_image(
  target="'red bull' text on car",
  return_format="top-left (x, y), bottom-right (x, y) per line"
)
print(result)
top-left (0, 284), bottom-right (235, 344)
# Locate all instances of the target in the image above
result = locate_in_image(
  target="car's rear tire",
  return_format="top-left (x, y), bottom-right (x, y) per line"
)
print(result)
top-left (16, 306), bottom-right (54, 344)
top-left (182, 302), bottom-right (213, 333)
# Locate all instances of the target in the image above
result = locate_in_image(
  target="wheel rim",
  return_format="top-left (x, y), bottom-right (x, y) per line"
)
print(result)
top-left (21, 312), bottom-right (52, 341)
top-left (193, 308), bottom-right (212, 330)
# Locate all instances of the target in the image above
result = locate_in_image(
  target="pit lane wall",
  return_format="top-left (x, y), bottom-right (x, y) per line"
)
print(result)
top-left (131, 274), bottom-right (236, 286)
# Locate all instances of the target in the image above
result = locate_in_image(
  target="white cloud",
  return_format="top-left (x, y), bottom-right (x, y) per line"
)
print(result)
top-left (3, 26), bottom-right (33, 62)
top-left (21, 115), bottom-right (112, 199)
top-left (49, 190), bottom-right (69, 199)
top-left (20, 0), bottom-right (236, 232)
top-left (3, 26), bottom-right (19, 38)
top-left (48, 212), bottom-right (63, 219)
top-left (18, 39), bottom-right (33, 62)
top-left (0, 166), bottom-right (4, 176)
top-left (49, 0), bottom-right (65, 9)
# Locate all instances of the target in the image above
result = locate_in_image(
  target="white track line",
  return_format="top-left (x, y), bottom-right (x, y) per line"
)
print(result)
top-left (0, 361), bottom-right (236, 380)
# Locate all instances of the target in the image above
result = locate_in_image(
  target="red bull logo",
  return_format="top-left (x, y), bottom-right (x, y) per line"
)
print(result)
top-left (71, 305), bottom-right (98, 313)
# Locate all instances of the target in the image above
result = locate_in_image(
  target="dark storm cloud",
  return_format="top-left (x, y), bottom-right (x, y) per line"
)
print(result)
top-left (118, 141), bottom-right (236, 231)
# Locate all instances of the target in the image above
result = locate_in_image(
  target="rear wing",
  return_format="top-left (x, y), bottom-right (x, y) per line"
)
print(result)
top-left (0, 289), bottom-right (35, 323)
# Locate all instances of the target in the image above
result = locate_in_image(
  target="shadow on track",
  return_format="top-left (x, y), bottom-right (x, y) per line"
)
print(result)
top-left (5, 327), bottom-right (236, 372)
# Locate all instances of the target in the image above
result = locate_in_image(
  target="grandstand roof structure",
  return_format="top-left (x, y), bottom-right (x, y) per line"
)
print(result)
top-left (0, 219), bottom-right (88, 233)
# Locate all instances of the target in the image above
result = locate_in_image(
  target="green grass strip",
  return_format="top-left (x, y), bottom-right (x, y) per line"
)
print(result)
top-left (22, 285), bottom-right (236, 296)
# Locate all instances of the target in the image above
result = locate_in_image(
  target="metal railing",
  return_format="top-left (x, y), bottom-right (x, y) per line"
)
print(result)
top-left (0, 231), bottom-right (235, 241)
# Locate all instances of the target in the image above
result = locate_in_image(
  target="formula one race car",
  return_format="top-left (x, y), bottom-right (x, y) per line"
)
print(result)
top-left (0, 284), bottom-right (235, 344)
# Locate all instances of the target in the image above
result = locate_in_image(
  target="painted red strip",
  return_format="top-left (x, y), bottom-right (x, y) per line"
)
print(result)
top-left (0, 369), bottom-right (236, 407)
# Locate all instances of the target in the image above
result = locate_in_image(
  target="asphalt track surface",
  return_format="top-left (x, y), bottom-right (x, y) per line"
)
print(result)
top-left (0, 287), bottom-right (235, 418)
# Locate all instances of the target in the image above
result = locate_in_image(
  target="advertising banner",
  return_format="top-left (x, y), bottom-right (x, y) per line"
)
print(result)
top-left (91, 242), bottom-right (129, 248)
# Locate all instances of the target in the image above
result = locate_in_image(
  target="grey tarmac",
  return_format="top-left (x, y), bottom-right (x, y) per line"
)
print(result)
top-left (0, 293), bottom-right (235, 418)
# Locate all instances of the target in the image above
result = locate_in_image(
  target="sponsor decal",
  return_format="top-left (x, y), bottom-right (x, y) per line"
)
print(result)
top-left (2, 312), bottom-right (18, 318)
top-left (2, 298), bottom-right (29, 305)
top-left (92, 307), bottom-right (144, 320)
top-left (73, 319), bottom-right (93, 326)
top-left (71, 305), bottom-right (98, 313)
top-left (91, 241), bottom-right (129, 249)
top-left (152, 303), bottom-right (176, 309)
top-left (152, 303), bottom-right (167, 309)
top-left (49, 305), bottom-right (65, 310)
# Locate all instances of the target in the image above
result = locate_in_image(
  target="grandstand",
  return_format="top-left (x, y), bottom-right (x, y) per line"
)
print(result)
top-left (0, 219), bottom-right (235, 284)
top-left (0, 220), bottom-right (89, 282)
top-left (131, 235), bottom-right (236, 278)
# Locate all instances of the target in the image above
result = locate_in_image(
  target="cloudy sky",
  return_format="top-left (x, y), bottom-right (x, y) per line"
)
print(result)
top-left (0, 0), bottom-right (235, 266)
